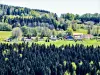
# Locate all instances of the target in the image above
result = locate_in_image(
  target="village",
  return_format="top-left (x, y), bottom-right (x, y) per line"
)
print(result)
top-left (21, 32), bottom-right (100, 42)
top-left (5, 31), bottom-right (100, 45)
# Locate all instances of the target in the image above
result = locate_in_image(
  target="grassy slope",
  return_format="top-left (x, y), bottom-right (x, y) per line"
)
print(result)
top-left (0, 31), bottom-right (12, 41)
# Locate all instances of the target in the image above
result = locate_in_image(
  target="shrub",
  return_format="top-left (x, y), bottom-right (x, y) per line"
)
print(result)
top-left (0, 22), bottom-right (12, 31)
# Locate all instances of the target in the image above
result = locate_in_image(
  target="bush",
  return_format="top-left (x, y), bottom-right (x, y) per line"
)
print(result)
top-left (21, 26), bottom-right (37, 37)
top-left (35, 36), bottom-right (38, 42)
top-left (66, 28), bottom-right (73, 36)
top-left (0, 22), bottom-right (12, 31)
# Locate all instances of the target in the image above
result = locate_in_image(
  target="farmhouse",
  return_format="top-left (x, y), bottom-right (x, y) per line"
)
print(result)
top-left (73, 33), bottom-right (83, 40)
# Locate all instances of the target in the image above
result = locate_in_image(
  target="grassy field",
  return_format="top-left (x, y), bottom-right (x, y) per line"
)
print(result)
top-left (73, 29), bottom-right (87, 34)
top-left (35, 39), bottom-right (100, 47)
top-left (0, 31), bottom-right (12, 41)
top-left (0, 31), bottom-right (100, 47)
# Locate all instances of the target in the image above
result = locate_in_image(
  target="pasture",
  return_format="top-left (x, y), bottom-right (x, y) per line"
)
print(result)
top-left (36, 39), bottom-right (100, 47)
top-left (0, 31), bottom-right (12, 41)
top-left (0, 31), bottom-right (100, 47)
top-left (73, 29), bottom-right (88, 34)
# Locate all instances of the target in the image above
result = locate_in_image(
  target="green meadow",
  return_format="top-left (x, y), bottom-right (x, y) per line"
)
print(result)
top-left (0, 31), bottom-right (100, 47)
top-left (35, 39), bottom-right (100, 47)
top-left (0, 31), bottom-right (12, 41)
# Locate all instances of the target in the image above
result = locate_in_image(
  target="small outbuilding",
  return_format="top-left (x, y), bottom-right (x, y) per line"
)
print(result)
top-left (64, 35), bottom-right (74, 40)
top-left (50, 35), bottom-right (57, 41)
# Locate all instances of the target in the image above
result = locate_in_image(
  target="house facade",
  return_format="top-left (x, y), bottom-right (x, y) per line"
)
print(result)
top-left (50, 35), bottom-right (57, 41)
top-left (83, 34), bottom-right (94, 39)
top-left (73, 33), bottom-right (84, 40)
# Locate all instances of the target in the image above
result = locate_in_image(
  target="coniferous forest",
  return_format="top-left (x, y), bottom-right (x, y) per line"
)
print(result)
top-left (0, 43), bottom-right (100, 75)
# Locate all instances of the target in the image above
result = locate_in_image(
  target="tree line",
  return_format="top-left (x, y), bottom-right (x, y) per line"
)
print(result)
top-left (61, 13), bottom-right (100, 23)
top-left (0, 4), bottom-right (100, 31)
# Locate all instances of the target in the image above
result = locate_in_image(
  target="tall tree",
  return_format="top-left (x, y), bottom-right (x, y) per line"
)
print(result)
top-left (12, 27), bottom-right (22, 39)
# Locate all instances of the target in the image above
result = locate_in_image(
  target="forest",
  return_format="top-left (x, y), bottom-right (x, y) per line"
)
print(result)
top-left (0, 4), bottom-right (100, 30)
top-left (0, 43), bottom-right (100, 75)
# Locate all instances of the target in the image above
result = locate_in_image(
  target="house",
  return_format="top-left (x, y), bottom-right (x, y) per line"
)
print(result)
top-left (64, 35), bottom-right (73, 40)
top-left (31, 37), bottom-right (36, 40)
top-left (21, 37), bottom-right (32, 42)
top-left (73, 33), bottom-right (84, 40)
top-left (50, 35), bottom-right (57, 41)
top-left (83, 34), bottom-right (94, 39)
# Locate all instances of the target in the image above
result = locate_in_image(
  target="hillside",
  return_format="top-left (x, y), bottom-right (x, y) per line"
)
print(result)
top-left (0, 4), bottom-right (100, 30)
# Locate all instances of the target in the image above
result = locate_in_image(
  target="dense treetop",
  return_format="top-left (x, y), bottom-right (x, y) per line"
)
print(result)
top-left (0, 43), bottom-right (100, 75)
